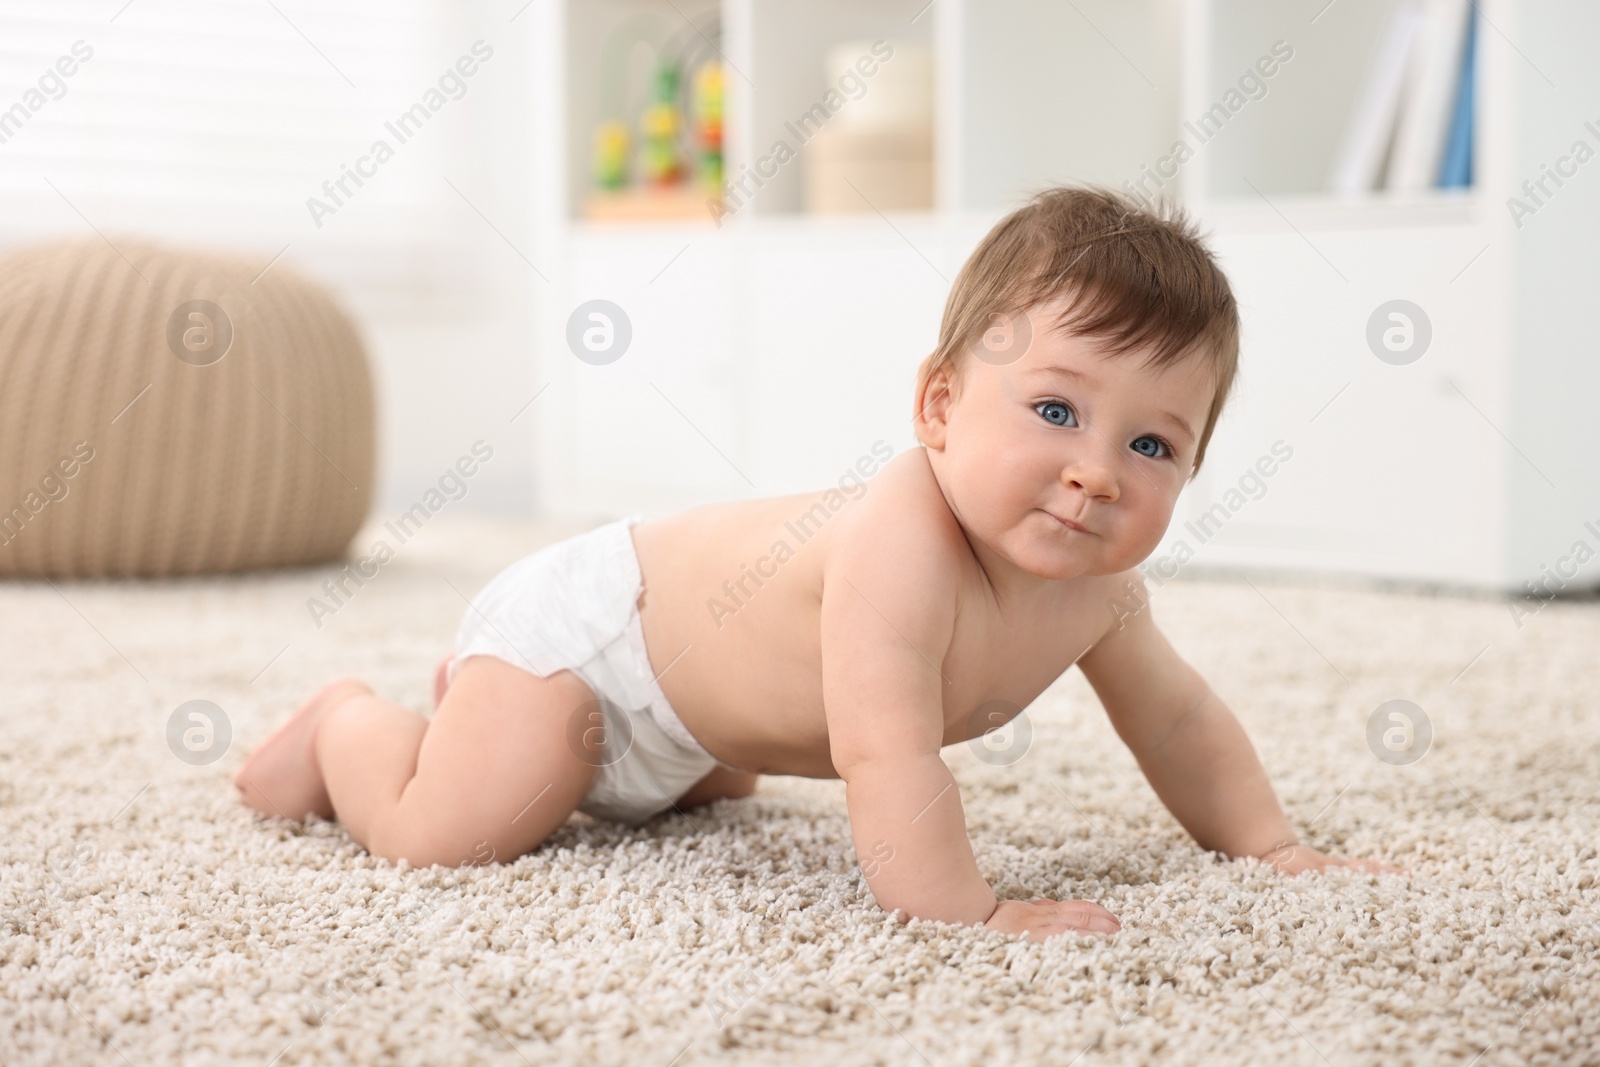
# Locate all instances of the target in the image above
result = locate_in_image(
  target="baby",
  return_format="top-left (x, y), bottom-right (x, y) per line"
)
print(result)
top-left (235, 185), bottom-right (1397, 941)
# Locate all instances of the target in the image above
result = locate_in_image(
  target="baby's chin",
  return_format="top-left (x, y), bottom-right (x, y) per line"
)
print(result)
top-left (992, 530), bottom-right (1116, 582)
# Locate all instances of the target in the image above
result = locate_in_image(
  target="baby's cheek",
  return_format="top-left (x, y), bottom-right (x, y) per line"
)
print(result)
top-left (1120, 509), bottom-right (1173, 566)
top-left (968, 454), bottom-right (1025, 514)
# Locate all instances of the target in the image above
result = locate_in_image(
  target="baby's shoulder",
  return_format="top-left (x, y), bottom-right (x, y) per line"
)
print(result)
top-left (822, 446), bottom-right (969, 592)
top-left (1073, 565), bottom-right (1166, 675)
top-left (836, 445), bottom-right (965, 547)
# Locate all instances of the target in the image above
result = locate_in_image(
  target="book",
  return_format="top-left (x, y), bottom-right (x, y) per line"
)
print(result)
top-left (1436, 4), bottom-right (1477, 188)
top-left (1389, 0), bottom-right (1473, 191)
top-left (1330, 2), bottom-right (1426, 195)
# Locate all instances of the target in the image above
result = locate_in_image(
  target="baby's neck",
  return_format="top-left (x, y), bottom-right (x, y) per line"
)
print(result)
top-left (961, 527), bottom-right (1085, 608)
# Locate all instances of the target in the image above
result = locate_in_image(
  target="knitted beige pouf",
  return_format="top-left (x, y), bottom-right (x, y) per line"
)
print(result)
top-left (0, 239), bottom-right (375, 578)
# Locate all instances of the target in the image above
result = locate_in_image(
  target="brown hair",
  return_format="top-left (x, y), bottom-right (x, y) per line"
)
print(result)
top-left (914, 184), bottom-right (1240, 477)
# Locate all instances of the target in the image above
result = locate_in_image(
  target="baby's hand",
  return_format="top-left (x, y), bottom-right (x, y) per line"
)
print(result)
top-left (982, 898), bottom-right (1121, 940)
top-left (1256, 842), bottom-right (1406, 877)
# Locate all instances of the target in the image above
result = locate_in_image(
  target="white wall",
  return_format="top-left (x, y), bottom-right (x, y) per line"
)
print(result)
top-left (0, 1), bottom-right (541, 519)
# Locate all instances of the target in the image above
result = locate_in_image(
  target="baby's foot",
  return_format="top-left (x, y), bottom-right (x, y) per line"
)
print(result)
top-left (234, 678), bottom-right (372, 822)
top-left (433, 653), bottom-right (454, 709)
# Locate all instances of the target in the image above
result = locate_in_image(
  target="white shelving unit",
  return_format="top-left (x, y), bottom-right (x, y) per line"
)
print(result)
top-left (523, 0), bottom-right (1600, 595)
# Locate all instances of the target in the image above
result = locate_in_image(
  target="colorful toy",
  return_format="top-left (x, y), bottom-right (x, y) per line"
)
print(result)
top-left (638, 63), bottom-right (685, 186)
top-left (585, 16), bottom-right (725, 218)
top-left (592, 119), bottom-right (630, 191)
top-left (692, 60), bottom-right (724, 191)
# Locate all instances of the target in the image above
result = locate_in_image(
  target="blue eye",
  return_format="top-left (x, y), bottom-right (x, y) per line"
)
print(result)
top-left (1036, 399), bottom-right (1177, 460)
top-left (1035, 401), bottom-right (1075, 427)
top-left (1132, 436), bottom-right (1172, 459)
top-left (1035, 398), bottom-right (1175, 459)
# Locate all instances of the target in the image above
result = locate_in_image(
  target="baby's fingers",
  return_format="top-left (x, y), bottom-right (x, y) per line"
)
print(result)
top-left (985, 898), bottom-right (1121, 939)
top-left (1028, 918), bottom-right (1119, 940)
top-left (1341, 857), bottom-right (1408, 877)
top-left (1043, 899), bottom-right (1121, 934)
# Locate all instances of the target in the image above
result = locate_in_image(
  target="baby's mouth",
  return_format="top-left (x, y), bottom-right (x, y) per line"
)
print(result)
top-left (1042, 509), bottom-right (1092, 534)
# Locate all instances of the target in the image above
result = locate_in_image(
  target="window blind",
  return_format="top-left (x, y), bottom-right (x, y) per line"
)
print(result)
top-left (0, 0), bottom-right (500, 302)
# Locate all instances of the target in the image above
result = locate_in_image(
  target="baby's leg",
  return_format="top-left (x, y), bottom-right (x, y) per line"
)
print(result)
top-left (235, 678), bottom-right (374, 822)
top-left (677, 765), bottom-right (760, 808)
top-left (316, 655), bottom-right (599, 867)
top-left (433, 653), bottom-right (452, 709)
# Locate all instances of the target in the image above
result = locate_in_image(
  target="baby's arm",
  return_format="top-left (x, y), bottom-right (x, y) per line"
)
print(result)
top-left (820, 517), bottom-right (994, 925)
top-left (1077, 574), bottom-right (1399, 875)
top-left (821, 505), bottom-right (1119, 937)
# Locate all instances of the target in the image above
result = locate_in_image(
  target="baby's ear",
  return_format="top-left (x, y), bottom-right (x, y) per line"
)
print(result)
top-left (913, 361), bottom-right (956, 450)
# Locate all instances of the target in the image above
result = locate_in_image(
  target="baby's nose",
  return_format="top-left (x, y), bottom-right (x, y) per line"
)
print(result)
top-left (1061, 457), bottom-right (1118, 501)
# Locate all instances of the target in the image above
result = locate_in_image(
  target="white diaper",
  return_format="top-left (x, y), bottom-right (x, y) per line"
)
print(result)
top-left (447, 514), bottom-right (741, 826)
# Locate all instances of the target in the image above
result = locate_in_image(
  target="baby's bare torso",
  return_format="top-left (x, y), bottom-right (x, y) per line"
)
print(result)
top-left (629, 448), bottom-right (1119, 778)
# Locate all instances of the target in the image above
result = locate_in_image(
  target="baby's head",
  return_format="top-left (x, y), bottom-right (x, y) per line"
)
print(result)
top-left (913, 185), bottom-right (1239, 583)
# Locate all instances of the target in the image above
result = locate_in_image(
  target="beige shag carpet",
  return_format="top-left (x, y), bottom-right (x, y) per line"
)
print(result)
top-left (2, 514), bottom-right (1597, 1066)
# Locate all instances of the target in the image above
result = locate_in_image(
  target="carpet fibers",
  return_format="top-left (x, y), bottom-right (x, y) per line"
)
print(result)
top-left (2, 515), bottom-right (1597, 1066)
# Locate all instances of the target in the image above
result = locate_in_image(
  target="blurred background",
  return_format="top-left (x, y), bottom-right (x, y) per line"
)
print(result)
top-left (2, 0), bottom-right (1596, 595)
